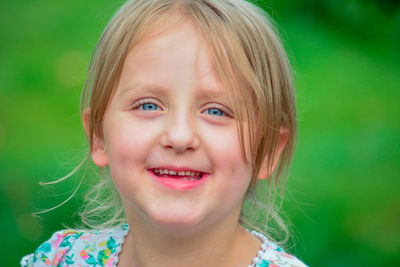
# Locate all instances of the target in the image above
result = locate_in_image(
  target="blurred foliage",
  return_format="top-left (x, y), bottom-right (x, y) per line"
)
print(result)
top-left (1, 0), bottom-right (399, 266)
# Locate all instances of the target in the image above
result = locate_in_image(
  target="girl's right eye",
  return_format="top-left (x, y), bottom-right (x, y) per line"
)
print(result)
top-left (140, 103), bottom-right (160, 111)
top-left (132, 98), bottom-right (162, 111)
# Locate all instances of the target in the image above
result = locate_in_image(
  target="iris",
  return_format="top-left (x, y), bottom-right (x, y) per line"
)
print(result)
top-left (141, 103), bottom-right (159, 111)
top-left (205, 108), bottom-right (224, 116)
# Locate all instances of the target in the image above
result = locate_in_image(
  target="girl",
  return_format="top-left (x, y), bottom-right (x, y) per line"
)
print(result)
top-left (22, 0), bottom-right (306, 266)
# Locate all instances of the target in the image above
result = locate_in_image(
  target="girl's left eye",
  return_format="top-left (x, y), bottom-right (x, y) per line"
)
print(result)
top-left (140, 103), bottom-right (160, 111)
top-left (204, 108), bottom-right (225, 116)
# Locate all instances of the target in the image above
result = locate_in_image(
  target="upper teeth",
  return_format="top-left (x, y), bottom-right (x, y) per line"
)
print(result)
top-left (154, 169), bottom-right (200, 177)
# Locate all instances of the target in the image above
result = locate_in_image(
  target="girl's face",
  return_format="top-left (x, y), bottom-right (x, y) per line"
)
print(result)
top-left (91, 17), bottom-right (255, 232)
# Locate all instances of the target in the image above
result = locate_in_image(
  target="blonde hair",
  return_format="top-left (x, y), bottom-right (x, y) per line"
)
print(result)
top-left (78, 0), bottom-right (296, 242)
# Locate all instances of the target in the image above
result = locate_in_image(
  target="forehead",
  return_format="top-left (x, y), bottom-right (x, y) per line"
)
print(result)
top-left (118, 13), bottom-right (227, 95)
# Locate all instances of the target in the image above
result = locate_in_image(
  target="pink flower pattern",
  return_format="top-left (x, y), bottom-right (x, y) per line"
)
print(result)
top-left (21, 224), bottom-right (306, 267)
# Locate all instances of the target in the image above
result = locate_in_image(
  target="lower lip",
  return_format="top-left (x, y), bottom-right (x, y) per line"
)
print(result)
top-left (148, 170), bottom-right (209, 190)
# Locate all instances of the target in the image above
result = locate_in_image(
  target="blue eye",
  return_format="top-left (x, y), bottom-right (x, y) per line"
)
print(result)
top-left (140, 103), bottom-right (160, 111)
top-left (204, 108), bottom-right (225, 116)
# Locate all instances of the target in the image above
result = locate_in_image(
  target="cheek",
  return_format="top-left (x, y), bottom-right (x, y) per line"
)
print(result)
top-left (206, 126), bottom-right (252, 192)
top-left (106, 130), bottom-right (141, 163)
top-left (103, 120), bottom-right (159, 183)
top-left (207, 126), bottom-right (246, 168)
top-left (104, 117), bottom-right (158, 159)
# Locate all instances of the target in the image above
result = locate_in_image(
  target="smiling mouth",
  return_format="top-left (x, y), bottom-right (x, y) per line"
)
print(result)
top-left (151, 168), bottom-right (203, 181)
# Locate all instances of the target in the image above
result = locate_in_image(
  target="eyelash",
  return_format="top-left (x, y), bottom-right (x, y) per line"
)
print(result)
top-left (202, 105), bottom-right (232, 118)
top-left (132, 98), bottom-right (162, 111)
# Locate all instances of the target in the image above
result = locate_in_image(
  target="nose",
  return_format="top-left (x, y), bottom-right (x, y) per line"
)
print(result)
top-left (160, 111), bottom-right (200, 153)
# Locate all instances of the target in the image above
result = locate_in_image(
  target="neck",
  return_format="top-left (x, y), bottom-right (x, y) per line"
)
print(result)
top-left (118, 210), bottom-right (261, 267)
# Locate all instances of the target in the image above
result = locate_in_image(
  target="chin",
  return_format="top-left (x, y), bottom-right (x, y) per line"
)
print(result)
top-left (149, 208), bottom-right (207, 234)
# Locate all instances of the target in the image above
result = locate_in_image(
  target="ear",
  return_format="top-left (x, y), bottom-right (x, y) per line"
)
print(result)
top-left (82, 108), bottom-right (109, 167)
top-left (257, 127), bottom-right (288, 180)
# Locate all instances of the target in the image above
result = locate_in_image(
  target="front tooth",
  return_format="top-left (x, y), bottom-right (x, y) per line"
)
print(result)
top-left (178, 171), bottom-right (185, 176)
top-left (161, 169), bottom-right (167, 174)
top-left (185, 171), bottom-right (191, 176)
top-left (169, 170), bottom-right (177, 175)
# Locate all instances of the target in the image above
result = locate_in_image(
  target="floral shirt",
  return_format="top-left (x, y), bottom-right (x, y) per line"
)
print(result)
top-left (21, 224), bottom-right (307, 267)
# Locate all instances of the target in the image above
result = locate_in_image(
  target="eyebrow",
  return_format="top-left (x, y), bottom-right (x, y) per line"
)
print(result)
top-left (201, 87), bottom-right (228, 98)
top-left (118, 83), bottom-right (229, 101)
top-left (118, 84), bottom-right (167, 97)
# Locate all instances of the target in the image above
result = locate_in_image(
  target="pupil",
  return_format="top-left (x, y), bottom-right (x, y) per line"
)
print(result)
top-left (143, 103), bottom-right (157, 110)
top-left (209, 108), bottom-right (223, 116)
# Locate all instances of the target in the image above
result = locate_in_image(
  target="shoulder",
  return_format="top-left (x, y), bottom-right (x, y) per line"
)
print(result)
top-left (251, 231), bottom-right (308, 267)
top-left (21, 224), bottom-right (129, 267)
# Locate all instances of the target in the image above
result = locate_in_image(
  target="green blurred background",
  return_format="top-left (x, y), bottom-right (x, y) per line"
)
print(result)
top-left (1, 0), bottom-right (399, 266)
